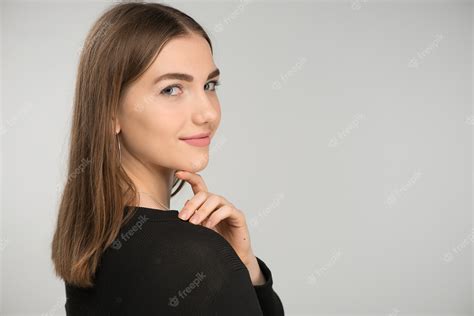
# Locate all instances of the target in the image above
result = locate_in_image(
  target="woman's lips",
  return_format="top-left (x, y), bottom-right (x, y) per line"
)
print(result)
top-left (180, 136), bottom-right (210, 147)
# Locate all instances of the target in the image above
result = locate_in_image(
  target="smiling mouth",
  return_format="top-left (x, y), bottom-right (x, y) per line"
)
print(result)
top-left (180, 136), bottom-right (210, 147)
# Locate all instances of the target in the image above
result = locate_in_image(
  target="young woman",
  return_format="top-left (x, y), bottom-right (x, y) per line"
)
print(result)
top-left (51, 2), bottom-right (284, 315)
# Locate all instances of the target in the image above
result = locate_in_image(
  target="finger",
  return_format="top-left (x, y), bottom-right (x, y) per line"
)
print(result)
top-left (188, 195), bottom-right (223, 225)
top-left (178, 191), bottom-right (208, 220)
top-left (201, 218), bottom-right (219, 233)
top-left (175, 171), bottom-right (208, 194)
top-left (202, 204), bottom-right (236, 229)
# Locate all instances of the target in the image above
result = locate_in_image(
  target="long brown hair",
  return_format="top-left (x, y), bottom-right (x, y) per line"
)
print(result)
top-left (51, 1), bottom-right (213, 288)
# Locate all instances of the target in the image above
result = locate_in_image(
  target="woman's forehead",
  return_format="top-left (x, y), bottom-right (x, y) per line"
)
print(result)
top-left (149, 35), bottom-right (215, 75)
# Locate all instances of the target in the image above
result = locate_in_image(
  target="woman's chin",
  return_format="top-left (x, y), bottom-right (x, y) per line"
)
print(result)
top-left (185, 158), bottom-right (209, 173)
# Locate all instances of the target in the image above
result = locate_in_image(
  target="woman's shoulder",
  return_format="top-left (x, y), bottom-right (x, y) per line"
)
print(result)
top-left (65, 208), bottom-right (262, 314)
top-left (97, 208), bottom-right (247, 282)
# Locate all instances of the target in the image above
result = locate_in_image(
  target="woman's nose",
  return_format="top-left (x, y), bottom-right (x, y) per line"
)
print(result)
top-left (192, 91), bottom-right (219, 124)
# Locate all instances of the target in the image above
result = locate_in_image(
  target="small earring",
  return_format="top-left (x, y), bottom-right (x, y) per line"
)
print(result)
top-left (116, 132), bottom-right (121, 163)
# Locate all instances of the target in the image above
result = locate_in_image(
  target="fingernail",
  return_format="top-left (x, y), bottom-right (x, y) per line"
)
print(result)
top-left (179, 210), bottom-right (188, 220)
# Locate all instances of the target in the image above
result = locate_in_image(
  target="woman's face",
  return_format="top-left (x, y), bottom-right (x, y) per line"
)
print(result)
top-left (117, 34), bottom-right (221, 174)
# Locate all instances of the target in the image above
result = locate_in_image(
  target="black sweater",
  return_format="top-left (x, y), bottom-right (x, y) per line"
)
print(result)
top-left (65, 206), bottom-right (285, 315)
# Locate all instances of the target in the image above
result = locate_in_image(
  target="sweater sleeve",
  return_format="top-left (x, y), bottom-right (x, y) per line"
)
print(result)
top-left (253, 256), bottom-right (285, 316)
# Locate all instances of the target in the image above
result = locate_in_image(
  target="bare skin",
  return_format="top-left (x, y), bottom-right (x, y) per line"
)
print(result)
top-left (115, 33), bottom-right (265, 286)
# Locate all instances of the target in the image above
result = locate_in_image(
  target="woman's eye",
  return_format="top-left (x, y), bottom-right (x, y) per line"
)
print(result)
top-left (160, 85), bottom-right (182, 97)
top-left (205, 80), bottom-right (221, 91)
top-left (160, 80), bottom-right (221, 97)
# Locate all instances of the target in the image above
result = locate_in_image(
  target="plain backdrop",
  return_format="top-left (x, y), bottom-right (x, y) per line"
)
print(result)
top-left (1, 0), bottom-right (473, 315)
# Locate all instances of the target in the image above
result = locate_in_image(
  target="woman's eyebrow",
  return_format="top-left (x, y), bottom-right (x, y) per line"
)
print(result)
top-left (153, 68), bottom-right (220, 84)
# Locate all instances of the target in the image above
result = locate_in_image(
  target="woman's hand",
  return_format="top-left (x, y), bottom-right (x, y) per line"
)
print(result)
top-left (174, 170), bottom-right (257, 268)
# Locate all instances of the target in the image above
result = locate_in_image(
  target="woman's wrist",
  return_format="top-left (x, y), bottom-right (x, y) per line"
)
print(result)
top-left (245, 254), bottom-right (266, 286)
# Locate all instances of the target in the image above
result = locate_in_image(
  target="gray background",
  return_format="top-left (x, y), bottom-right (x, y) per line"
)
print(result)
top-left (1, 0), bottom-right (472, 315)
